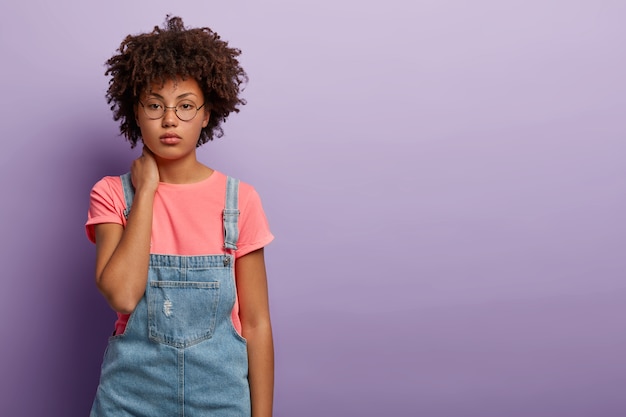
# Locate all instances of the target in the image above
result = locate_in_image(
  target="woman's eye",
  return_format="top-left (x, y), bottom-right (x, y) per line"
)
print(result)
top-left (179, 103), bottom-right (194, 110)
top-left (148, 103), bottom-right (162, 110)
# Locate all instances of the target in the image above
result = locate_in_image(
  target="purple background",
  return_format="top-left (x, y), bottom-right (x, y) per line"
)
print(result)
top-left (1, 1), bottom-right (625, 416)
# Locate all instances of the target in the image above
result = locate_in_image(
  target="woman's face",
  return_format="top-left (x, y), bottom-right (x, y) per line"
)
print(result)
top-left (135, 78), bottom-right (210, 162)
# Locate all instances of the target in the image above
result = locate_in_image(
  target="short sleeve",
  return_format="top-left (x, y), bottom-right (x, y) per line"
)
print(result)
top-left (85, 176), bottom-right (126, 243)
top-left (235, 183), bottom-right (274, 257)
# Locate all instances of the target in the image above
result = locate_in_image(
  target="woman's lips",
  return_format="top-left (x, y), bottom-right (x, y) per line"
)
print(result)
top-left (160, 133), bottom-right (181, 145)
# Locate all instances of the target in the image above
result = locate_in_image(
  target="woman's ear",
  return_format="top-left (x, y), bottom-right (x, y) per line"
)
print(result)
top-left (201, 109), bottom-right (210, 128)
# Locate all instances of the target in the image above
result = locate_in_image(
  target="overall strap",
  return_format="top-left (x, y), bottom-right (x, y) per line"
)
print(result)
top-left (223, 176), bottom-right (240, 251)
top-left (120, 172), bottom-right (135, 220)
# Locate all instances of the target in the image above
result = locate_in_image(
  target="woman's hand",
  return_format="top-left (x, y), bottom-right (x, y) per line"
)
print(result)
top-left (131, 146), bottom-right (159, 193)
top-left (95, 145), bottom-right (157, 314)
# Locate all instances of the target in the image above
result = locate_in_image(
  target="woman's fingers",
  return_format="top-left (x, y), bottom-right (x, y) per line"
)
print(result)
top-left (131, 147), bottom-right (159, 191)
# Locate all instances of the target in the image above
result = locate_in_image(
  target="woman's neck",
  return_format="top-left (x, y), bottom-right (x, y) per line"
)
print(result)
top-left (156, 158), bottom-right (213, 184)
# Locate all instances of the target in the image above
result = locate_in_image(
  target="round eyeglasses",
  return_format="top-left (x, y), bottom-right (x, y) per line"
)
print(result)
top-left (139, 99), bottom-right (206, 122)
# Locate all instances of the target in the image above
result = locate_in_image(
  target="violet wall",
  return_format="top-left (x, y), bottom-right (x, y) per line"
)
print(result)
top-left (1, 1), bottom-right (625, 416)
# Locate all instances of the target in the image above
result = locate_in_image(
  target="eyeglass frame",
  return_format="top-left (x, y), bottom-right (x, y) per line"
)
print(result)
top-left (138, 100), bottom-right (207, 122)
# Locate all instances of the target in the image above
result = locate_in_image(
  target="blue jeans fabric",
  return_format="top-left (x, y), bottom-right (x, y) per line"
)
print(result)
top-left (90, 175), bottom-right (249, 417)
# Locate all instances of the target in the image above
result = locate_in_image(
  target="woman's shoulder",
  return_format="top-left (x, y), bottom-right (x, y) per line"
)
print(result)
top-left (89, 175), bottom-right (125, 201)
top-left (91, 175), bottom-right (123, 191)
top-left (211, 171), bottom-right (260, 199)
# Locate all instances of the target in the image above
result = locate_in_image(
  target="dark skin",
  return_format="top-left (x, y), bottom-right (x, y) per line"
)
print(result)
top-left (95, 78), bottom-right (273, 417)
top-left (105, 15), bottom-right (247, 147)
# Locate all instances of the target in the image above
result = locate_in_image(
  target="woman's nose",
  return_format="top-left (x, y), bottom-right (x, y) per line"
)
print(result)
top-left (162, 107), bottom-right (178, 126)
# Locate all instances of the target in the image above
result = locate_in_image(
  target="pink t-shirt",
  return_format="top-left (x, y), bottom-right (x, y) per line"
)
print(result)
top-left (85, 170), bottom-right (274, 336)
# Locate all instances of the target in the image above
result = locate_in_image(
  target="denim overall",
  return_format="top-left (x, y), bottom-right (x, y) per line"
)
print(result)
top-left (90, 173), bottom-right (250, 417)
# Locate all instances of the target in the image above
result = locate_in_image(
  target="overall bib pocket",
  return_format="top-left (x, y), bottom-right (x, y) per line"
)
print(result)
top-left (147, 281), bottom-right (220, 348)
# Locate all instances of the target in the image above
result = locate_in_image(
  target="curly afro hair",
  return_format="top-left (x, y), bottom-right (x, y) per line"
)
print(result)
top-left (105, 15), bottom-right (248, 148)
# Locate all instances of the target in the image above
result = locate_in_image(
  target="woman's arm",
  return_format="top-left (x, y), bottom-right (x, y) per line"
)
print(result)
top-left (94, 147), bottom-right (159, 314)
top-left (237, 248), bottom-right (274, 417)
